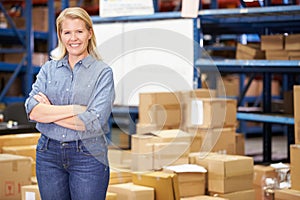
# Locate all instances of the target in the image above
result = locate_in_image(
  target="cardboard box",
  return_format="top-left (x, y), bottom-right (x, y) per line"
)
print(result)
top-left (265, 50), bottom-right (289, 60)
top-left (287, 50), bottom-right (300, 57)
top-left (285, 34), bottom-right (300, 50)
top-left (0, 133), bottom-right (40, 153)
top-left (132, 171), bottom-right (180, 200)
top-left (131, 129), bottom-right (191, 154)
top-left (135, 123), bottom-right (159, 135)
top-left (32, 53), bottom-right (49, 67)
top-left (21, 184), bottom-right (118, 200)
top-left (274, 189), bottom-right (300, 200)
top-left (294, 85), bottom-right (300, 143)
top-left (189, 153), bottom-right (254, 193)
top-left (32, 7), bottom-right (48, 32)
top-left (2, 145), bottom-right (37, 161)
top-left (7, 17), bottom-right (25, 29)
top-left (253, 165), bottom-right (278, 200)
top-left (108, 149), bottom-right (132, 170)
top-left (184, 98), bottom-right (237, 129)
top-left (290, 144), bottom-right (300, 190)
top-left (289, 56), bottom-right (300, 60)
top-left (0, 154), bottom-right (32, 200)
top-left (210, 189), bottom-right (255, 200)
top-left (179, 89), bottom-right (216, 101)
top-left (163, 164), bottom-right (207, 197)
top-left (236, 43), bottom-right (265, 60)
top-left (108, 182), bottom-right (154, 200)
top-left (139, 89), bottom-right (215, 131)
top-left (139, 91), bottom-right (182, 129)
top-left (217, 75), bottom-right (240, 97)
top-left (181, 195), bottom-right (229, 200)
top-left (106, 192), bottom-right (118, 200)
top-left (186, 128), bottom-right (236, 154)
top-left (131, 129), bottom-right (191, 171)
top-left (217, 75), bottom-right (263, 97)
top-left (21, 185), bottom-right (41, 200)
top-left (261, 35), bottom-right (284, 50)
top-left (131, 141), bottom-right (190, 171)
top-left (235, 133), bottom-right (245, 155)
top-left (109, 168), bottom-right (132, 185)
top-left (253, 165), bottom-right (277, 186)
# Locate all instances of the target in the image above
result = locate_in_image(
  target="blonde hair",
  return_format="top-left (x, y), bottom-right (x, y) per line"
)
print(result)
top-left (51, 7), bottom-right (101, 60)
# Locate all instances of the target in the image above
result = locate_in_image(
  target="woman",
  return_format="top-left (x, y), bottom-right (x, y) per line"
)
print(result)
top-left (25, 7), bottom-right (115, 200)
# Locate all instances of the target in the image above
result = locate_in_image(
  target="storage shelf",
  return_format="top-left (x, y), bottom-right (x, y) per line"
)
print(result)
top-left (91, 11), bottom-right (183, 24)
top-left (196, 59), bottom-right (300, 73)
top-left (199, 5), bottom-right (300, 34)
top-left (237, 112), bottom-right (294, 125)
top-left (0, 62), bottom-right (40, 74)
top-left (196, 5), bottom-right (300, 164)
top-left (0, 28), bottom-right (48, 40)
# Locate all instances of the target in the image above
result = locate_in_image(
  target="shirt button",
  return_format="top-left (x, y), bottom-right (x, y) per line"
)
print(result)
top-left (62, 135), bottom-right (66, 138)
top-left (66, 89), bottom-right (69, 91)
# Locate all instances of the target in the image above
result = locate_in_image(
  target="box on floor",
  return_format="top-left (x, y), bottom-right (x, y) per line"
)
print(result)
top-left (108, 182), bottom-right (154, 200)
top-left (189, 152), bottom-right (254, 194)
top-left (163, 164), bottom-right (207, 198)
top-left (132, 171), bottom-right (180, 200)
top-left (21, 184), bottom-right (118, 200)
top-left (0, 133), bottom-right (40, 153)
top-left (0, 154), bottom-right (32, 200)
top-left (274, 189), bottom-right (300, 200)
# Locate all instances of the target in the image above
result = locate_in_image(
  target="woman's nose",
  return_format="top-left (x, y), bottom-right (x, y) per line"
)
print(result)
top-left (70, 32), bottom-right (77, 40)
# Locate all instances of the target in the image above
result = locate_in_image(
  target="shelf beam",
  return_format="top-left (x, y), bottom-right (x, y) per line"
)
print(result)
top-left (237, 113), bottom-right (294, 125)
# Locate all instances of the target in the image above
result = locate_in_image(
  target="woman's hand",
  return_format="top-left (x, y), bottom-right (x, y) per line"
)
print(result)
top-left (33, 92), bottom-right (51, 105)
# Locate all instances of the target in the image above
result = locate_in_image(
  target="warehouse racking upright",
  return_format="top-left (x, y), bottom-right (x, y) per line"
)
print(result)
top-left (0, 0), bottom-right (56, 104)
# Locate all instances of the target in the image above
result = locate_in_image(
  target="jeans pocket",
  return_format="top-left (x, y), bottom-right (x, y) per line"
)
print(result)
top-left (36, 134), bottom-right (49, 152)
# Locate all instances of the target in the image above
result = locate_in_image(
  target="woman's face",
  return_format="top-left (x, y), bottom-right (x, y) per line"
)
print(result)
top-left (60, 18), bottom-right (92, 59)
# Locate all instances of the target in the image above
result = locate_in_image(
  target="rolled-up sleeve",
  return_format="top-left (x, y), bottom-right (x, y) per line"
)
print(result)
top-left (24, 62), bottom-right (49, 118)
top-left (77, 67), bottom-right (115, 134)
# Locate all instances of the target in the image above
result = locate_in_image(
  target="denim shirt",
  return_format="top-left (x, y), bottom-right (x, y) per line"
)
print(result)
top-left (25, 55), bottom-right (115, 142)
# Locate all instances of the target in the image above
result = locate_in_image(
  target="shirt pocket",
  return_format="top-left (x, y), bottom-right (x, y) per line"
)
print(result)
top-left (46, 80), bottom-right (59, 104)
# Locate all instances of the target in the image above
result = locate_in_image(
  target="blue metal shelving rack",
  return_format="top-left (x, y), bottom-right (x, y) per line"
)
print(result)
top-left (0, 0), bottom-right (56, 104)
top-left (0, 1), bottom-right (299, 162)
top-left (196, 5), bottom-right (300, 163)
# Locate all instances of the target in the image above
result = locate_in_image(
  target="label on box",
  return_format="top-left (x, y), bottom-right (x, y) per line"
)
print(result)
top-left (100, 0), bottom-right (154, 17)
top-left (181, 0), bottom-right (199, 18)
top-left (191, 100), bottom-right (203, 125)
top-left (25, 192), bottom-right (36, 200)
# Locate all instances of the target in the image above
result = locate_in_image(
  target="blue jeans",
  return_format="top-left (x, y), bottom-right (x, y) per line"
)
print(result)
top-left (36, 134), bottom-right (110, 200)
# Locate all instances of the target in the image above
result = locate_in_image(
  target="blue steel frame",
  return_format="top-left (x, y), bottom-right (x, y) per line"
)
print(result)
top-left (0, 0), bottom-right (56, 104)
top-left (197, 5), bottom-right (300, 164)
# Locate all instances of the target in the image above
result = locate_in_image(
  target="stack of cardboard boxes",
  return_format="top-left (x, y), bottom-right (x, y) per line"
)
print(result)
top-left (262, 34), bottom-right (300, 60)
top-left (189, 152), bottom-right (255, 200)
top-left (235, 34), bottom-right (300, 61)
top-left (7, 87), bottom-right (300, 199)
top-left (276, 86), bottom-right (300, 199)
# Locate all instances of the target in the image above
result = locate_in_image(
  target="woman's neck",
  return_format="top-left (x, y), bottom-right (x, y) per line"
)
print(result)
top-left (68, 53), bottom-right (88, 69)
